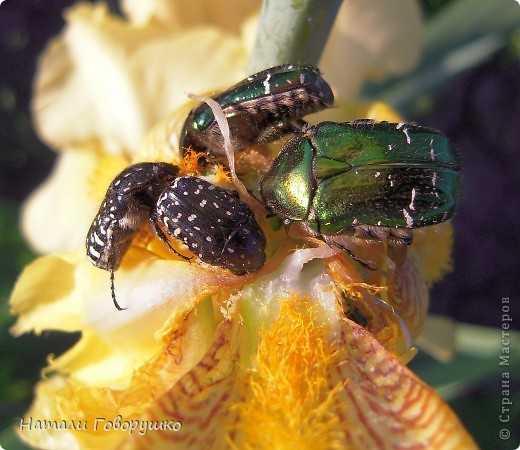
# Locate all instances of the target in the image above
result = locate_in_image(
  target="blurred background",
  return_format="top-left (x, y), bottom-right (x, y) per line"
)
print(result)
top-left (0, 0), bottom-right (519, 448)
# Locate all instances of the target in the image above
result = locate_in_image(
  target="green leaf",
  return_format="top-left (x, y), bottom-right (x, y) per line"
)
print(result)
top-left (0, 425), bottom-right (33, 450)
top-left (411, 321), bottom-right (520, 399)
top-left (364, 0), bottom-right (520, 112)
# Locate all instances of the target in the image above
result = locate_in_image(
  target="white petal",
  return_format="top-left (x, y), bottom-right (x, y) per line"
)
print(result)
top-left (81, 256), bottom-right (221, 354)
top-left (239, 248), bottom-right (343, 337)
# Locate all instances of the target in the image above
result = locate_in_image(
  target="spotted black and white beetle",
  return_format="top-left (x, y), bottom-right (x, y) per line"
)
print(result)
top-left (152, 175), bottom-right (266, 275)
top-left (86, 162), bottom-right (181, 276)
top-left (86, 162), bottom-right (266, 310)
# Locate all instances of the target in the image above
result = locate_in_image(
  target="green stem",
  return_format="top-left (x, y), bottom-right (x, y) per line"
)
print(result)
top-left (248, 0), bottom-right (342, 74)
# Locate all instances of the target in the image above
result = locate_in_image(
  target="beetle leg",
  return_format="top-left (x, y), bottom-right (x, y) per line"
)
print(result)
top-left (300, 222), bottom-right (378, 271)
top-left (387, 228), bottom-right (414, 246)
top-left (339, 291), bottom-right (368, 328)
top-left (323, 238), bottom-right (378, 270)
top-left (255, 118), bottom-right (307, 145)
top-left (313, 230), bottom-right (377, 270)
top-left (149, 213), bottom-right (193, 262)
top-left (103, 228), bottom-right (126, 311)
top-left (255, 122), bottom-right (289, 144)
top-left (110, 269), bottom-right (126, 311)
top-left (353, 225), bottom-right (413, 246)
top-left (282, 218), bottom-right (293, 234)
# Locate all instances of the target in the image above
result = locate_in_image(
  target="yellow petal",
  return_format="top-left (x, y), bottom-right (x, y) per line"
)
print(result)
top-left (316, 99), bottom-right (405, 124)
top-left (121, 0), bottom-right (260, 34)
top-left (17, 376), bottom-right (83, 450)
top-left (17, 299), bottom-right (217, 450)
top-left (322, 0), bottom-right (423, 101)
top-left (139, 104), bottom-right (192, 164)
top-left (412, 221), bottom-right (455, 286)
top-left (47, 329), bottom-right (139, 389)
top-left (365, 101), bottom-right (405, 122)
top-left (416, 314), bottom-right (456, 362)
top-left (51, 294), bottom-right (216, 389)
top-left (10, 252), bottom-right (83, 335)
top-left (21, 149), bottom-right (100, 254)
top-left (33, 3), bottom-right (149, 154)
top-left (130, 27), bottom-right (249, 130)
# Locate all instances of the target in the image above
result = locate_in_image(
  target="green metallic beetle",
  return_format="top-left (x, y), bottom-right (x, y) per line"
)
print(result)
top-left (179, 64), bottom-right (334, 157)
top-left (260, 119), bottom-right (462, 247)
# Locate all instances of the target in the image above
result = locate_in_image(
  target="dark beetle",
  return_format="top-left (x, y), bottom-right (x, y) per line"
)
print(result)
top-left (86, 162), bottom-right (266, 309)
top-left (152, 176), bottom-right (266, 276)
top-left (86, 162), bottom-right (180, 275)
top-left (179, 64), bottom-right (334, 157)
top-left (260, 120), bottom-right (462, 250)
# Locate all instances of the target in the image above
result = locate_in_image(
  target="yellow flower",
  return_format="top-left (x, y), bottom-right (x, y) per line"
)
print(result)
top-left (10, 1), bottom-right (477, 449)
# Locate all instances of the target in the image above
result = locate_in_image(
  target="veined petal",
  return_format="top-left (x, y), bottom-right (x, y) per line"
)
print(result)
top-left (386, 249), bottom-right (430, 339)
top-left (114, 299), bottom-right (477, 449)
top-left (322, 0), bottom-right (423, 100)
top-left (119, 314), bottom-right (243, 449)
top-left (333, 311), bottom-right (478, 449)
top-left (17, 299), bottom-right (219, 450)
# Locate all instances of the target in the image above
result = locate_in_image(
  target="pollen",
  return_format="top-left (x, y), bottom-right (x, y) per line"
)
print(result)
top-left (180, 147), bottom-right (207, 175)
top-left (214, 163), bottom-right (232, 184)
top-left (232, 300), bottom-right (346, 449)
